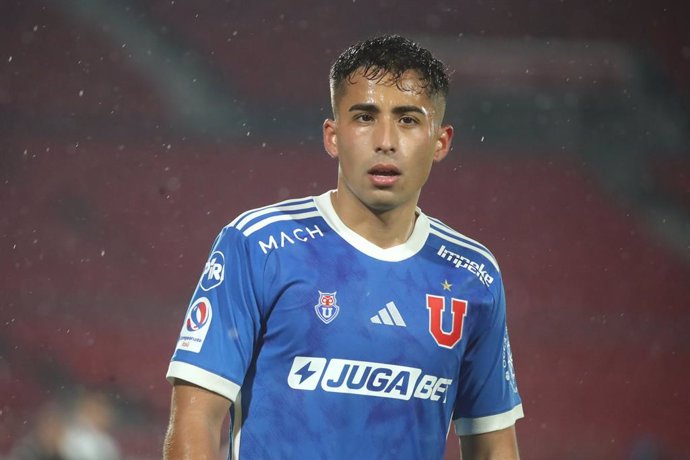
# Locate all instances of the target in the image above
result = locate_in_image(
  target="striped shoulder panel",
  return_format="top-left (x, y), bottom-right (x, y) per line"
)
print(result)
top-left (428, 219), bottom-right (500, 273)
top-left (225, 196), bottom-right (320, 237)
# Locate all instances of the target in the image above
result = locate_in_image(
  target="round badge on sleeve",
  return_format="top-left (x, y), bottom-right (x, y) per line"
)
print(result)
top-left (200, 250), bottom-right (225, 291)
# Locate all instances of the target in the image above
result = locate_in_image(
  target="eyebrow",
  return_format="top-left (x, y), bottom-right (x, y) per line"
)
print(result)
top-left (348, 103), bottom-right (426, 116)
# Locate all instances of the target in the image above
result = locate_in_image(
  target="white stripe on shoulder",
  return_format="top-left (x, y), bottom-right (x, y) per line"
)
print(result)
top-left (429, 227), bottom-right (500, 273)
top-left (227, 196), bottom-right (314, 228)
top-left (428, 217), bottom-right (491, 253)
top-left (242, 210), bottom-right (321, 236)
top-left (234, 201), bottom-right (317, 231)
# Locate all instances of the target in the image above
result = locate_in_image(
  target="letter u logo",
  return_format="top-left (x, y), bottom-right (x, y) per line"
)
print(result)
top-left (426, 295), bottom-right (468, 349)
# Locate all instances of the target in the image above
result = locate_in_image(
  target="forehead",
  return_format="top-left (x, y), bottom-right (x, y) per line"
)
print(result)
top-left (336, 69), bottom-right (435, 107)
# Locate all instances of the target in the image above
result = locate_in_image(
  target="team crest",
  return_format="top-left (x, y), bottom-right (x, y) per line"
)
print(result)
top-left (426, 294), bottom-right (468, 349)
top-left (315, 291), bottom-right (340, 324)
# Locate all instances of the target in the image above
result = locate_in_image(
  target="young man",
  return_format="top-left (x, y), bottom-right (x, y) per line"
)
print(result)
top-left (164, 35), bottom-right (523, 459)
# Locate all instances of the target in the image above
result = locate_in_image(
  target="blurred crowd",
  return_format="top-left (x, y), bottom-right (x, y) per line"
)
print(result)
top-left (6, 391), bottom-right (120, 460)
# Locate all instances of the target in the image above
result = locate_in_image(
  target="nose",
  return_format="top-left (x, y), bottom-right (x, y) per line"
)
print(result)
top-left (374, 119), bottom-right (397, 154)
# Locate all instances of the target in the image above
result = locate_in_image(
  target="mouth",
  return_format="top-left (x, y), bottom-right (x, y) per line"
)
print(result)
top-left (368, 164), bottom-right (401, 176)
top-left (367, 164), bottom-right (401, 186)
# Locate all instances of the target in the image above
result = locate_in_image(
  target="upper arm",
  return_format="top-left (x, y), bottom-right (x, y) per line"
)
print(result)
top-left (460, 425), bottom-right (519, 460)
top-left (166, 227), bottom-right (264, 401)
top-left (453, 279), bottom-right (523, 436)
top-left (164, 380), bottom-right (232, 459)
top-left (164, 227), bottom-right (264, 457)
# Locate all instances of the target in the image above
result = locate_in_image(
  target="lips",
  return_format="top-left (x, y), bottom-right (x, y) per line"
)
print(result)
top-left (368, 164), bottom-right (401, 186)
top-left (368, 164), bottom-right (401, 176)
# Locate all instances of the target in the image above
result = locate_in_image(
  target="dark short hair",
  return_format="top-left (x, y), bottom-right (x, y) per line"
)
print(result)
top-left (330, 35), bottom-right (449, 103)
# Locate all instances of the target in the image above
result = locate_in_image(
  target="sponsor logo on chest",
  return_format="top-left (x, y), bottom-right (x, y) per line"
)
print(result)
top-left (287, 356), bottom-right (453, 402)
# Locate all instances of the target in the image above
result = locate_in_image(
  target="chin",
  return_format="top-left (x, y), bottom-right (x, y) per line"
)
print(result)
top-left (360, 189), bottom-right (401, 212)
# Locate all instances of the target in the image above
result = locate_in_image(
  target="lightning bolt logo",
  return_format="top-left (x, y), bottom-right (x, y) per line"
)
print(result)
top-left (287, 357), bottom-right (327, 390)
top-left (295, 362), bottom-right (317, 384)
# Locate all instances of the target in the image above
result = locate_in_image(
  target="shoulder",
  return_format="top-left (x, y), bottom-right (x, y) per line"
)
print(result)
top-left (216, 195), bottom-right (326, 256)
top-left (225, 196), bottom-right (319, 236)
top-left (424, 214), bottom-right (502, 290)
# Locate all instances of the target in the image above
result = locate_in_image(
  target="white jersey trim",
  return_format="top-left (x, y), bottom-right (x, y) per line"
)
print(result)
top-left (453, 404), bottom-right (524, 436)
top-left (234, 201), bottom-right (317, 231)
top-left (166, 361), bottom-right (241, 402)
top-left (429, 226), bottom-right (500, 273)
top-left (428, 216), bottom-right (492, 254)
top-left (227, 196), bottom-right (314, 228)
top-left (241, 210), bottom-right (321, 236)
top-left (314, 191), bottom-right (429, 262)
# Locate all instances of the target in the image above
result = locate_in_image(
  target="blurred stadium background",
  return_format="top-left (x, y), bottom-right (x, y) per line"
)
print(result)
top-left (1, 1), bottom-right (689, 458)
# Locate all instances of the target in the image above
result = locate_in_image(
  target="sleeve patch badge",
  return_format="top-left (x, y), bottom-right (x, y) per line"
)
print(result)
top-left (176, 297), bottom-right (213, 353)
top-left (200, 251), bottom-right (225, 291)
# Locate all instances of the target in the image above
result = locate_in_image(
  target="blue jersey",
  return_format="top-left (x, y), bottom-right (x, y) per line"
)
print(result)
top-left (167, 191), bottom-right (523, 460)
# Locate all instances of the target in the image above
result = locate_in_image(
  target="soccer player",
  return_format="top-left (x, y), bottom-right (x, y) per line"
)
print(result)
top-left (164, 35), bottom-right (523, 459)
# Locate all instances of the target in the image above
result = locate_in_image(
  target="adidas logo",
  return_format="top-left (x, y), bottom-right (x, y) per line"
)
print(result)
top-left (370, 302), bottom-right (407, 327)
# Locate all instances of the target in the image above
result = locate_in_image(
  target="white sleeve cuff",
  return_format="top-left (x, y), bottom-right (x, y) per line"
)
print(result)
top-left (166, 361), bottom-right (241, 402)
top-left (454, 404), bottom-right (524, 436)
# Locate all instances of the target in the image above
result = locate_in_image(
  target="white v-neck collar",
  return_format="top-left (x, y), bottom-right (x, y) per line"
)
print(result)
top-left (313, 190), bottom-right (430, 262)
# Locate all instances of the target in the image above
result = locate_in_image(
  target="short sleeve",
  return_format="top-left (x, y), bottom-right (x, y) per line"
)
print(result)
top-left (166, 226), bottom-right (263, 402)
top-left (453, 280), bottom-right (524, 435)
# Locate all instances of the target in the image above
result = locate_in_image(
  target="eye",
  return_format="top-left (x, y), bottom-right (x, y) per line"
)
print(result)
top-left (354, 113), bottom-right (375, 123)
top-left (399, 115), bottom-right (419, 125)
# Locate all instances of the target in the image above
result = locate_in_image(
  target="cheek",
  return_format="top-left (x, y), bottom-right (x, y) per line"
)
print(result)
top-left (338, 128), bottom-right (372, 157)
top-left (406, 143), bottom-right (437, 177)
top-left (401, 135), bottom-right (435, 158)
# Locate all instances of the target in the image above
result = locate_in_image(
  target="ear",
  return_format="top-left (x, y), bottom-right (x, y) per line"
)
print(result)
top-left (433, 124), bottom-right (454, 162)
top-left (323, 119), bottom-right (338, 159)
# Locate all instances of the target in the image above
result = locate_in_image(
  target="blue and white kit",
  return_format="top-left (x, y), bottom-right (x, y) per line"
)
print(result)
top-left (167, 191), bottom-right (523, 459)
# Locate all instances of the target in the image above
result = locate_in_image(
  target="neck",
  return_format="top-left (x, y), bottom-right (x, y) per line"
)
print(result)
top-left (330, 187), bottom-right (419, 249)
